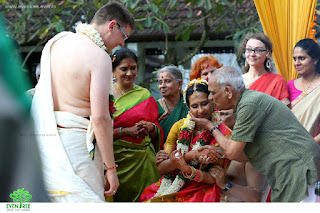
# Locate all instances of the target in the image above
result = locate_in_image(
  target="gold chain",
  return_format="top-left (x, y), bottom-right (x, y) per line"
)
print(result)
top-left (301, 74), bottom-right (318, 97)
top-left (115, 83), bottom-right (125, 95)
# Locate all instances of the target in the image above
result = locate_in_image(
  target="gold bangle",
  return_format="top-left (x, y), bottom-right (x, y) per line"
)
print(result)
top-left (182, 165), bottom-right (196, 179)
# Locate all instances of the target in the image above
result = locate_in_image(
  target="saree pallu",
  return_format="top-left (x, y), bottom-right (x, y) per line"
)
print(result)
top-left (157, 96), bottom-right (189, 143)
top-left (248, 72), bottom-right (290, 105)
top-left (139, 121), bottom-right (232, 202)
top-left (113, 86), bottom-right (163, 202)
top-left (291, 84), bottom-right (320, 137)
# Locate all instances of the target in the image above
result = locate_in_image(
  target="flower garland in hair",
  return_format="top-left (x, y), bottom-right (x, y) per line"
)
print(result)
top-left (153, 79), bottom-right (222, 198)
top-left (75, 23), bottom-right (107, 51)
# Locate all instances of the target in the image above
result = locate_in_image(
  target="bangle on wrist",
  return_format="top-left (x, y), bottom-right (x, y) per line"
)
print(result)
top-left (119, 127), bottom-right (123, 137)
top-left (104, 163), bottom-right (118, 171)
top-left (151, 123), bottom-right (157, 133)
top-left (182, 165), bottom-right (196, 179)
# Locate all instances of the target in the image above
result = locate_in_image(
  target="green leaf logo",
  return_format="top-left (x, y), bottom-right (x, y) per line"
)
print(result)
top-left (9, 188), bottom-right (32, 208)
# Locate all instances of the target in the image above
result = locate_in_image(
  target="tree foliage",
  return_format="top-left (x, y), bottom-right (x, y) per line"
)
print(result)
top-left (2, 0), bottom-right (262, 66)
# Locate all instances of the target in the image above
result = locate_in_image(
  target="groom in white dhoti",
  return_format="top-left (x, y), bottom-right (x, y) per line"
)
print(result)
top-left (31, 2), bottom-right (134, 202)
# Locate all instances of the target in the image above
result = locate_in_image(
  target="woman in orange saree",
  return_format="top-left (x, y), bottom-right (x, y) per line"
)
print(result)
top-left (139, 79), bottom-right (232, 202)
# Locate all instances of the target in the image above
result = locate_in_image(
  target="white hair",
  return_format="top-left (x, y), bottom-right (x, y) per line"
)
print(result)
top-left (211, 66), bottom-right (245, 91)
top-left (157, 65), bottom-right (182, 83)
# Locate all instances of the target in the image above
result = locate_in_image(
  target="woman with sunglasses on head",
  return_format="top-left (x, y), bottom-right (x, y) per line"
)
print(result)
top-left (111, 48), bottom-right (163, 202)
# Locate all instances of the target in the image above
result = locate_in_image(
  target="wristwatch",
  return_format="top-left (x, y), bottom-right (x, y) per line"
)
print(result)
top-left (223, 181), bottom-right (232, 192)
top-left (210, 126), bottom-right (220, 134)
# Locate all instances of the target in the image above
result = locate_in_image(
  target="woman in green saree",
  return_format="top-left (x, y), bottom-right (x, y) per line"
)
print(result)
top-left (111, 48), bottom-right (163, 202)
top-left (157, 66), bottom-right (189, 143)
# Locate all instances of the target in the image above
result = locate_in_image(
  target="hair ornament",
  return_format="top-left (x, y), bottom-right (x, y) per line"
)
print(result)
top-left (183, 78), bottom-right (208, 105)
top-left (112, 55), bottom-right (116, 63)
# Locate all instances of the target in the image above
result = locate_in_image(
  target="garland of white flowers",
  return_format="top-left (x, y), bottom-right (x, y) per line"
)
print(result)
top-left (75, 23), bottom-right (107, 51)
top-left (75, 23), bottom-right (113, 96)
top-left (153, 79), bottom-right (222, 198)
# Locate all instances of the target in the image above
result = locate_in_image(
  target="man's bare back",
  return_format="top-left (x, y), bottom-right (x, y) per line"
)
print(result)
top-left (50, 33), bottom-right (110, 116)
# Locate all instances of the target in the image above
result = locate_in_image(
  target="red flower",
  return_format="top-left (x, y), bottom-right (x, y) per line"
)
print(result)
top-left (109, 101), bottom-right (117, 116)
top-left (199, 130), bottom-right (213, 144)
top-left (179, 130), bottom-right (192, 141)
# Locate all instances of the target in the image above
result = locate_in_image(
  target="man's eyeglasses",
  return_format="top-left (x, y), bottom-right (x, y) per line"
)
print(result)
top-left (245, 48), bottom-right (266, 55)
top-left (117, 23), bottom-right (128, 41)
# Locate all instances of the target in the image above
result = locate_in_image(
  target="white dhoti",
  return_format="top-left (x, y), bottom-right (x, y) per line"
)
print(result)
top-left (31, 32), bottom-right (105, 202)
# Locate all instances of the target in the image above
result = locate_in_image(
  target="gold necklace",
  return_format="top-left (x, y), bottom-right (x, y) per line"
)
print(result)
top-left (115, 83), bottom-right (125, 95)
top-left (115, 83), bottom-right (135, 96)
top-left (301, 74), bottom-right (317, 97)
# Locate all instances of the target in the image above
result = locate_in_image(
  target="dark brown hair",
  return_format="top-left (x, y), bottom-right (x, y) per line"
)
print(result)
top-left (91, 1), bottom-right (135, 29)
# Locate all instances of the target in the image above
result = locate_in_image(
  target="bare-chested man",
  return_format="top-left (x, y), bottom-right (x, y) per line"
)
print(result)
top-left (31, 2), bottom-right (134, 202)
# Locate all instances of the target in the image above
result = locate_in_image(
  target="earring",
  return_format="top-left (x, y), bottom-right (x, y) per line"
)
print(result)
top-left (266, 58), bottom-right (272, 70)
top-left (245, 60), bottom-right (248, 67)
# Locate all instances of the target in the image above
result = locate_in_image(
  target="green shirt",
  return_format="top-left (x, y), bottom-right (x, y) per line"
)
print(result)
top-left (231, 89), bottom-right (320, 202)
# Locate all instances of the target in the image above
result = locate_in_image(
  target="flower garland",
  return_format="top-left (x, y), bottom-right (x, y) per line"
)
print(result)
top-left (75, 23), bottom-right (116, 117)
top-left (153, 78), bottom-right (222, 198)
top-left (75, 23), bottom-right (107, 51)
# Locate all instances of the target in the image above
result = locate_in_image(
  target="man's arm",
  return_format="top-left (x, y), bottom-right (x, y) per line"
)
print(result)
top-left (190, 115), bottom-right (247, 162)
top-left (89, 49), bottom-right (119, 196)
top-left (211, 127), bottom-right (247, 162)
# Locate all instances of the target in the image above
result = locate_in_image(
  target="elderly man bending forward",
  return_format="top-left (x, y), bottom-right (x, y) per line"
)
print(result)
top-left (191, 66), bottom-right (320, 202)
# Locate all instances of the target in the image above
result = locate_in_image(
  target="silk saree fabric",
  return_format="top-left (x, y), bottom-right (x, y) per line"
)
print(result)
top-left (113, 86), bottom-right (163, 202)
top-left (157, 96), bottom-right (189, 143)
top-left (289, 82), bottom-right (320, 138)
top-left (247, 72), bottom-right (290, 105)
top-left (139, 119), bottom-right (232, 202)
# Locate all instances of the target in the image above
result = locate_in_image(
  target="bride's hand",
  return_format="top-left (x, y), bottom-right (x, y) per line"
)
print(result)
top-left (170, 150), bottom-right (189, 171)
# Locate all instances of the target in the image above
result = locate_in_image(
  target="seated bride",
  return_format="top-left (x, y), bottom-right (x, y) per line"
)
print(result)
top-left (139, 79), bottom-right (232, 202)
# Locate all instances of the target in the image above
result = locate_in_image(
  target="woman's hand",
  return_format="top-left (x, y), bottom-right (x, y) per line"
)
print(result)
top-left (189, 112), bottom-right (214, 130)
top-left (155, 150), bottom-right (169, 166)
top-left (136, 121), bottom-right (156, 135)
top-left (197, 148), bottom-right (220, 164)
top-left (170, 150), bottom-right (189, 172)
top-left (209, 165), bottom-right (227, 189)
top-left (122, 124), bottom-right (148, 138)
